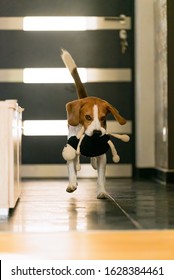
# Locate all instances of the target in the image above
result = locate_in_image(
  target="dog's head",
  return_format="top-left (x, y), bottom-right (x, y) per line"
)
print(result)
top-left (66, 97), bottom-right (126, 136)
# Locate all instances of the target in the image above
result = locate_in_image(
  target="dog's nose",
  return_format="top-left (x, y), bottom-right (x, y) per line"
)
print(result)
top-left (93, 130), bottom-right (102, 136)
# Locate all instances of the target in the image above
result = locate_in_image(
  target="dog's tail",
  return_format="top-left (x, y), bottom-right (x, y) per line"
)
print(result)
top-left (61, 49), bottom-right (87, 99)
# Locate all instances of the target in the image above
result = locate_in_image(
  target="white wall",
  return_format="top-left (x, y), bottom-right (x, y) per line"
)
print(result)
top-left (135, 0), bottom-right (155, 168)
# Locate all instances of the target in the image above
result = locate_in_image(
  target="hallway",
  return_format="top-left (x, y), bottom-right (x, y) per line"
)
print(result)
top-left (1, 0), bottom-right (174, 262)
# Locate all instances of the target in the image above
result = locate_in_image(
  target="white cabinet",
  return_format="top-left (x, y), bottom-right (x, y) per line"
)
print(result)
top-left (0, 100), bottom-right (23, 217)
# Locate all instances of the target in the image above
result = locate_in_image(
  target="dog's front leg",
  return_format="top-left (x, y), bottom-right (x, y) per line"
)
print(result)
top-left (97, 154), bottom-right (107, 199)
top-left (66, 158), bottom-right (78, 193)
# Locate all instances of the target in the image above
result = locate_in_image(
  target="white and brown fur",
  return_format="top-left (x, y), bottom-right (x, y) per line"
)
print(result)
top-left (61, 49), bottom-right (126, 199)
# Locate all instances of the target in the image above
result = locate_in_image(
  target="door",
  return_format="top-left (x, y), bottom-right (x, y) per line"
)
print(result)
top-left (0, 0), bottom-right (134, 178)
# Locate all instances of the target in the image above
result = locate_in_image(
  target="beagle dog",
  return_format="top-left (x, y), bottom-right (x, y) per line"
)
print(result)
top-left (61, 50), bottom-right (126, 199)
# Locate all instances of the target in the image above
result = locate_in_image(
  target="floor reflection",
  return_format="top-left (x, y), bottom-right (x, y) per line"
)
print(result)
top-left (0, 179), bottom-right (174, 232)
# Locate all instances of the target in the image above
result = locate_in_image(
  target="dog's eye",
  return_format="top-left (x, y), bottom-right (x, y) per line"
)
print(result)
top-left (85, 115), bottom-right (92, 121)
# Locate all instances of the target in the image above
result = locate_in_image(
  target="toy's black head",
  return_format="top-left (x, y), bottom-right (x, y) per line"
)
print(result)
top-left (80, 134), bottom-right (110, 157)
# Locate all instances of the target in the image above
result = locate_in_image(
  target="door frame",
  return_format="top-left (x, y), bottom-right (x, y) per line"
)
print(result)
top-left (135, 0), bottom-right (155, 169)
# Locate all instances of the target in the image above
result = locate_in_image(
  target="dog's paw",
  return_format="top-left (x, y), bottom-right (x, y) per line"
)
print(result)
top-left (97, 192), bottom-right (108, 199)
top-left (66, 184), bottom-right (77, 193)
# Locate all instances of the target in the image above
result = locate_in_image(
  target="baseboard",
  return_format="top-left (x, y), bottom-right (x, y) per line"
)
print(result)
top-left (134, 168), bottom-right (155, 180)
top-left (134, 167), bottom-right (174, 183)
top-left (21, 164), bottom-right (132, 179)
top-left (155, 168), bottom-right (174, 184)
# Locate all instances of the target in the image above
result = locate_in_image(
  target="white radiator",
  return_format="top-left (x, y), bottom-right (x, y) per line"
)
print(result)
top-left (0, 100), bottom-right (23, 217)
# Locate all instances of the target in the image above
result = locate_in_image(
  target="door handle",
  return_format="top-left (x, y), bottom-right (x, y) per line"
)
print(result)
top-left (105, 14), bottom-right (126, 25)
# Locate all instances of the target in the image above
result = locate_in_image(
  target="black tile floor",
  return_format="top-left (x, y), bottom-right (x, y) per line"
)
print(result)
top-left (0, 179), bottom-right (174, 232)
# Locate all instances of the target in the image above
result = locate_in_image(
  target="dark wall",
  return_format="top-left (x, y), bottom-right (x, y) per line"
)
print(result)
top-left (0, 0), bottom-right (134, 167)
top-left (0, 0), bottom-right (132, 16)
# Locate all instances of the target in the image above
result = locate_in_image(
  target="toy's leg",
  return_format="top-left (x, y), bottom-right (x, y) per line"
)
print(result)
top-left (66, 159), bottom-right (78, 193)
top-left (96, 154), bottom-right (107, 199)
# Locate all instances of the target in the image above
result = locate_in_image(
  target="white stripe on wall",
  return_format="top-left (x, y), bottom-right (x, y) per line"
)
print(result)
top-left (0, 68), bottom-right (131, 83)
top-left (0, 16), bottom-right (131, 31)
top-left (23, 120), bottom-right (132, 136)
top-left (0, 69), bottom-right (23, 83)
top-left (23, 68), bottom-right (87, 83)
top-left (107, 120), bottom-right (132, 134)
top-left (21, 164), bottom-right (132, 178)
top-left (23, 120), bottom-right (68, 136)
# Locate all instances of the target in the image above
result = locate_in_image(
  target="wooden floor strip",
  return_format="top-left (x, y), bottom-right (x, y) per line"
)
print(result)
top-left (0, 230), bottom-right (174, 260)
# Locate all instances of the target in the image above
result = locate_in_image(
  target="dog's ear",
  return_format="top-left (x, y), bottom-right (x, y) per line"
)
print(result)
top-left (105, 102), bottom-right (126, 125)
top-left (66, 100), bottom-right (82, 126)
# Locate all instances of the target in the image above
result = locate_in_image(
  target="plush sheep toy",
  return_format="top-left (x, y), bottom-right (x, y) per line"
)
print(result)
top-left (62, 127), bottom-right (130, 171)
